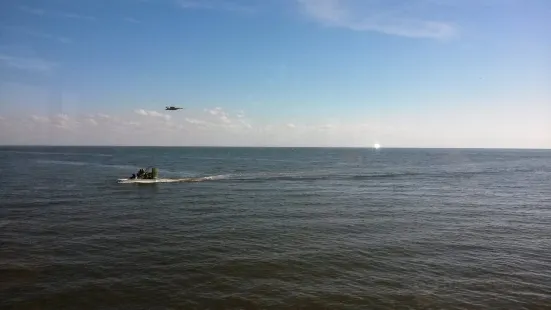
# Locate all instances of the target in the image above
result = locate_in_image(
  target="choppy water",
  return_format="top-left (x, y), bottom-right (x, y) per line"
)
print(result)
top-left (1, 146), bottom-right (550, 309)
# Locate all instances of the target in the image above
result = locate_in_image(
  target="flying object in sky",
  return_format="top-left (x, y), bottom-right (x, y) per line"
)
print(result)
top-left (165, 106), bottom-right (183, 111)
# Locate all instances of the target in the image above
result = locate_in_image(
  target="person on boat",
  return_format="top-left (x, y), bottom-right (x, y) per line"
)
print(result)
top-left (137, 168), bottom-right (145, 178)
top-left (130, 173), bottom-right (136, 179)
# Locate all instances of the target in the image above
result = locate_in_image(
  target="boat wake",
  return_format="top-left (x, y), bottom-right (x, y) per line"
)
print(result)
top-left (117, 175), bottom-right (225, 184)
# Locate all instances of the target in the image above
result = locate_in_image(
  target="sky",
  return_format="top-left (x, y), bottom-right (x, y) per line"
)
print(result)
top-left (0, 0), bottom-right (550, 147)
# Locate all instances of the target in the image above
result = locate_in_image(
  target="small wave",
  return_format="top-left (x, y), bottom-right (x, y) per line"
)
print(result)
top-left (37, 160), bottom-right (89, 166)
top-left (36, 160), bottom-right (136, 170)
top-left (36, 160), bottom-right (204, 178)
top-left (226, 171), bottom-right (423, 182)
top-left (174, 155), bottom-right (305, 163)
top-left (219, 168), bottom-right (517, 183)
top-left (351, 172), bottom-right (422, 180)
top-left (37, 159), bottom-right (525, 185)
top-left (199, 174), bottom-right (230, 181)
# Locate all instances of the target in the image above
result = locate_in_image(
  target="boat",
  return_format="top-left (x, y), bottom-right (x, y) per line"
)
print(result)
top-left (117, 167), bottom-right (212, 183)
top-left (118, 167), bottom-right (159, 183)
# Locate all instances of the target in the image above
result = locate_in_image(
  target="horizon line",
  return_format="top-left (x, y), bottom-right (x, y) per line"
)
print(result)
top-left (1, 144), bottom-right (550, 151)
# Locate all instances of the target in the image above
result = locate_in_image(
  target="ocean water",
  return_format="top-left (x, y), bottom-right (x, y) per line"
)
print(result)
top-left (1, 146), bottom-right (550, 309)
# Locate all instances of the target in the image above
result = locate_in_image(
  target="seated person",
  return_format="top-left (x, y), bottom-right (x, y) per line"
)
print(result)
top-left (137, 169), bottom-right (145, 178)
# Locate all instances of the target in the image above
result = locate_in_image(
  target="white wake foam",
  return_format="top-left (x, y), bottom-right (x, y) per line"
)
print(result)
top-left (117, 175), bottom-right (228, 184)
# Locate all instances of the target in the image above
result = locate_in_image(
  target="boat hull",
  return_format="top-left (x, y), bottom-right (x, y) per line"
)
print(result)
top-left (117, 177), bottom-right (208, 183)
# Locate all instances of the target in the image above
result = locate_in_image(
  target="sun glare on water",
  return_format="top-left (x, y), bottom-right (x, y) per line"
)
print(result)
top-left (373, 143), bottom-right (381, 149)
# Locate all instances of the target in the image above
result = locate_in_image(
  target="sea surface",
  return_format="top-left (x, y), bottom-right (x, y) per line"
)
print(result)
top-left (1, 146), bottom-right (550, 309)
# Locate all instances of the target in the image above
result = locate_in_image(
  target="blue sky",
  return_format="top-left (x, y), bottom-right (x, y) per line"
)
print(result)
top-left (0, 0), bottom-right (550, 147)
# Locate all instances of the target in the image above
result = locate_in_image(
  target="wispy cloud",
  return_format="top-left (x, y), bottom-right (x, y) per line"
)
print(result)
top-left (203, 107), bottom-right (253, 129)
top-left (205, 107), bottom-right (231, 124)
top-left (3, 99), bottom-right (550, 147)
top-left (26, 30), bottom-right (71, 44)
top-left (18, 6), bottom-right (46, 16)
top-left (205, 107), bottom-right (224, 116)
top-left (30, 115), bottom-right (49, 123)
top-left (185, 117), bottom-right (211, 126)
top-left (177, 0), bottom-right (257, 13)
top-left (0, 54), bottom-right (56, 72)
top-left (29, 114), bottom-right (73, 129)
top-left (50, 114), bottom-right (70, 129)
top-left (422, 0), bottom-right (521, 6)
top-left (96, 113), bottom-right (111, 120)
top-left (87, 118), bottom-right (98, 126)
top-left (3, 26), bottom-right (71, 44)
top-left (19, 5), bottom-right (96, 21)
top-left (134, 109), bottom-right (171, 120)
top-left (318, 123), bottom-right (336, 130)
top-left (296, 0), bottom-right (457, 39)
top-left (123, 17), bottom-right (141, 23)
top-left (239, 119), bottom-right (252, 129)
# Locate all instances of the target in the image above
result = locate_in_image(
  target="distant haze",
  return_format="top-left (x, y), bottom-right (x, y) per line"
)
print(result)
top-left (0, 0), bottom-right (550, 148)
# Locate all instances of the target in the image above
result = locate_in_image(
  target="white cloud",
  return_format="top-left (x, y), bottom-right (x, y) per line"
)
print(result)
top-left (96, 113), bottom-right (111, 119)
top-left (219, 114), bottom-right (231, 124)
top-left (50, 114), bottom-right (70, 129)
top-left (423, 0), bottom-right (522, 6)
top-left (134, 109), bottom-right (171, 120)
top-left (318, 124), bottom-right (335, 130)
top-left (124, 17), bottom-right (141, 23)
top-left (178, 0), bottom-right (214, 9)
top-left (30, 114), bottom-right (71, 128)
top-left (57, 114), bottom-right (69, 121)
top-left (239, 119), bottom-right (252, 129)
top-left (0, 54), bottom-right (56, 72)
top-left (205, 107), bottom-right (223, 116)
top-left (18, 6), bottom-right (46, 16)
top-left (185, 117), bottom-right (211, 126)
top-left (134, 109), bottom-right (148, 116)
top-left (177, 0), bottom-right (256, 13)
top-left (296, 0), bottom-right (457, 39)
top-left (31, 115), bottom-right (49, 123)
top-left (19, 5), bottom-right (96, 21)
top-left (203, 107), bottom-right (247, 127)
top-left (87, 118), bottom-right (98, 126)
top-left (2, 26), bottom-right (71, 44)
top-left (1, 99), bottom-right (550, 148)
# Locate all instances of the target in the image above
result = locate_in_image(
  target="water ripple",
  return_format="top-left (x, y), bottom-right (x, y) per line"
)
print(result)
top-left (1, 147), bottom-right (551, 309)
